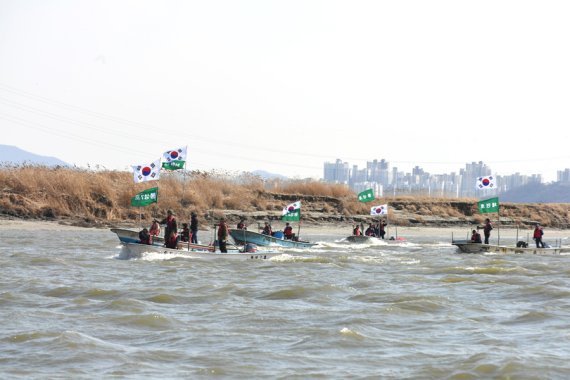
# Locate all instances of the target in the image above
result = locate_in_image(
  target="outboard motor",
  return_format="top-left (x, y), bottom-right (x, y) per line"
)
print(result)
top-left (244, 243), bottom-right (257, 253)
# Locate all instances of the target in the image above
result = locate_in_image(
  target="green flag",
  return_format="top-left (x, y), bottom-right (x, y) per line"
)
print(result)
top-left (358, 188), bottom-right (375, 203)
top-left (131, 187), bottom-right (158, 207)
top-left (478, 197), bottom-right (499, 214)
top-left (281, 201), bottom-right (301, 221)
top-left (162, 160), bottom-right (185, 171)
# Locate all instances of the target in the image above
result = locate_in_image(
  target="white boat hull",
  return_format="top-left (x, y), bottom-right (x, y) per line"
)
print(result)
top-left (452, 240), bottom-right (570, 255)
top-left (120, 242), bottom-right (282, 260)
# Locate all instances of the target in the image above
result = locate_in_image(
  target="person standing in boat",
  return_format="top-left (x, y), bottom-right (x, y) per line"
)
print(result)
top-left (479, 218), bottom-right (493, 244)
top-left (533, 224), bottom-right (545, 248)
top-left (190, 212), bottom-right (199, 244)
top-left (379, 220), bottom-right (387, 239)
top-left (217, 218), bottom-right (230, 253)
top-left (160, 210), bottom-right (178, 246)
top-left (283, 222), bottom-right (294, 240)
top-left (149, 219), bottom-right (161, 238)
top-left (365, 224), bottom-right (376, 237)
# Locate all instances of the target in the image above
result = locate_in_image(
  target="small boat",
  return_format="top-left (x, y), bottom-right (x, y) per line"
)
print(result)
top-left (229, 229), bottom-right (317, 249)
top-left (345, 235), bottom-right (376, 243)
top-left (119, 242), bottom-right (281, 260)
top-left (111, 227), bottom-right (165, 246)
top-left (452, 239), bottom-right (570, 254)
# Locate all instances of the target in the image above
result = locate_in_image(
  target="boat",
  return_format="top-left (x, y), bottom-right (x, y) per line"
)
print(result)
top-left (229, 229), bottom-right (317, 249)
top-left (119, 242), bottom-right (282, 260)
top-left (345, 235), bottom-right (376, 243)
top-left (452, 239), bottom-right (570, 254)
top-left (111, 227), bottom-right (233, 252)
top-left (111, 227), bottom-right (165, 246)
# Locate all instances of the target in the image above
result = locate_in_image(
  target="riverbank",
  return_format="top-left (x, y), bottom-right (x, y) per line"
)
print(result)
top-left (2, 166), bottom-right (570, 229)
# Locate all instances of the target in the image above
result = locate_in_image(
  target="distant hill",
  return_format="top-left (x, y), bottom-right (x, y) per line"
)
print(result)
top-left (500, 182), bottom-right (570, 203)
top-left (251, 170), bottom-right (288, 180)
top-left (0, 144), bottom-right (69, 167)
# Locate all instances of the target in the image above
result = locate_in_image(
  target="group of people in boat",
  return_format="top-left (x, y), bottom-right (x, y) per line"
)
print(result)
top-left (469, 219), bottom-right (547, 248)
top-left (138, 209), bottom-right (200, 249)
top-left (138, 211), bottom-right (299, 252)
top-left (352, 220), bottom-right (388, 239)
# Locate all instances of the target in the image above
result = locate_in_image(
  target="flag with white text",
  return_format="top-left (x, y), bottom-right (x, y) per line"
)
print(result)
top-left (358, 188), bottom-right (375, 203)
top-left (478, 197), bottom-right (499, 214)
top-left (131, 187), bottom-right (158, 207)
top-left (162, 146), bottom-right (187, 170)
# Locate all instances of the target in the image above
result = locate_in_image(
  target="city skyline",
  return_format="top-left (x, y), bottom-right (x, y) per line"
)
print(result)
top-left (1, 2), bottom-right (569, 183)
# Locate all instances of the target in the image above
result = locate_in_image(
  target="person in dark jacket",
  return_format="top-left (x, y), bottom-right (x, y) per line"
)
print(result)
top-left (138, 228), bottom-right (152, 245)
top-left (190, 212), bottom-right (199, 244)
top-left (180, 223), bottom-right (190, 242)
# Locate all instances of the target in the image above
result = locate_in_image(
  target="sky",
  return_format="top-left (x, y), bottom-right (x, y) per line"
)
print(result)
top-left (1, 0), bottom-right (569, 182)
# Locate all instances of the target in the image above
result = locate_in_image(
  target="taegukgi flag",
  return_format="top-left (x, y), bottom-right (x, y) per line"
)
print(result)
top-left (358, 188), bottom-right (375, 203)
top-left (162, 146), bottom-right (188, 170)
top-left (281, 201), bottom-right (301, 221)
top-left (370, 204), bottom-right (388, 215)
top-left (132, 158), bottom-right (161, 183)
top-left (131, 187), bottom-right (158, 207)
top-left (476, 175), bottom-right (496, 190)
top-left (478, 197), bottom-right (499, 214)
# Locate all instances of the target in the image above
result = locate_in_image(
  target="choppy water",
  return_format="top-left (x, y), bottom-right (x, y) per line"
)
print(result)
top-left (2, 224), bottom-right (570, 379)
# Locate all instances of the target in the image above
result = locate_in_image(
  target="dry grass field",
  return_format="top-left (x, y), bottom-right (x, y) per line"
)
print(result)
top-left (1, 166), bottom-right (569, 228)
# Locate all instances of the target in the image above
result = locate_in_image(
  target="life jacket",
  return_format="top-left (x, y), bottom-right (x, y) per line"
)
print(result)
top-left (218, 223), bottom-right (229, 240)
top-left (284, 226), bottom-right (293, 238)
top-left (533, 228), bottom-right (542, 238)
top-left (365, 228), bottom-right (375, 237)
top-left (353, 227), bottom-right (361, 236)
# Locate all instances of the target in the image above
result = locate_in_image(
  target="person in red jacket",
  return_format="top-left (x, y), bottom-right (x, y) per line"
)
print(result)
top-left (217, 218), bottom-right (230, 253)
top-left (533, 224), bottom-right (545, 248)
top-left (283, 223), bottom-right (294, 240)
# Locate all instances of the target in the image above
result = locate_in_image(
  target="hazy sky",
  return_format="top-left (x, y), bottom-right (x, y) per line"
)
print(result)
top-left (1, 0), bottom-right (569, 181)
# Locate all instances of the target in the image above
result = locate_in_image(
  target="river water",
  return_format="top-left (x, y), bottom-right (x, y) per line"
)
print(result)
top-left (1, 222), bottom-right (570, 379)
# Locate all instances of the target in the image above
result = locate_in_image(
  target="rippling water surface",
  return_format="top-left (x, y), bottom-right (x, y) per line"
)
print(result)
top-left (2, 224), bottom-right (570, 379)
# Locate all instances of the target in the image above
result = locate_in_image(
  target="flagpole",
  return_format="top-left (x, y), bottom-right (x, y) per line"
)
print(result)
top-left (497, 208), bottom-right (500, 246)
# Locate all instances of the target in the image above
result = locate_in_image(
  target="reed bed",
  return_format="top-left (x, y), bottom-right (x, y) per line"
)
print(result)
top-left (1, 165), bottom-right (569, 228)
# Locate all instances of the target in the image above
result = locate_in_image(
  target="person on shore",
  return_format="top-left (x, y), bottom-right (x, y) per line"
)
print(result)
top-left (237, 218), bottom-right (247, 230)
top-left (471, 229), bottom-right (482, 243)
top-left (190, 212), bottom-right (198, 244)
top-left (217, 218), bottom-right (229, 253)
top-left (283, 222), bottom-right (294, 240)
top-left (353, 225), bottom-right (361, 236)
top-left (533, 224), bottom-right (545, 248)
top-left (261, 222), bottom-right (272, 236)
top-left (365, 224), bottom-right (376, 237)
top-left (149, 219), bottom-right (161, 237)
top-left (165, 230), bottom-right (178, 249)
top-left (180, 223), bottom-right (190, 242)
top-left (138, 228), bottom-right (152, 245)
top-left (160, 210), bottom-right (178, 246)
top-left (379, 220), bottom-right (387, 239)
top-left (479, 218), bottom-right (493, 244)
